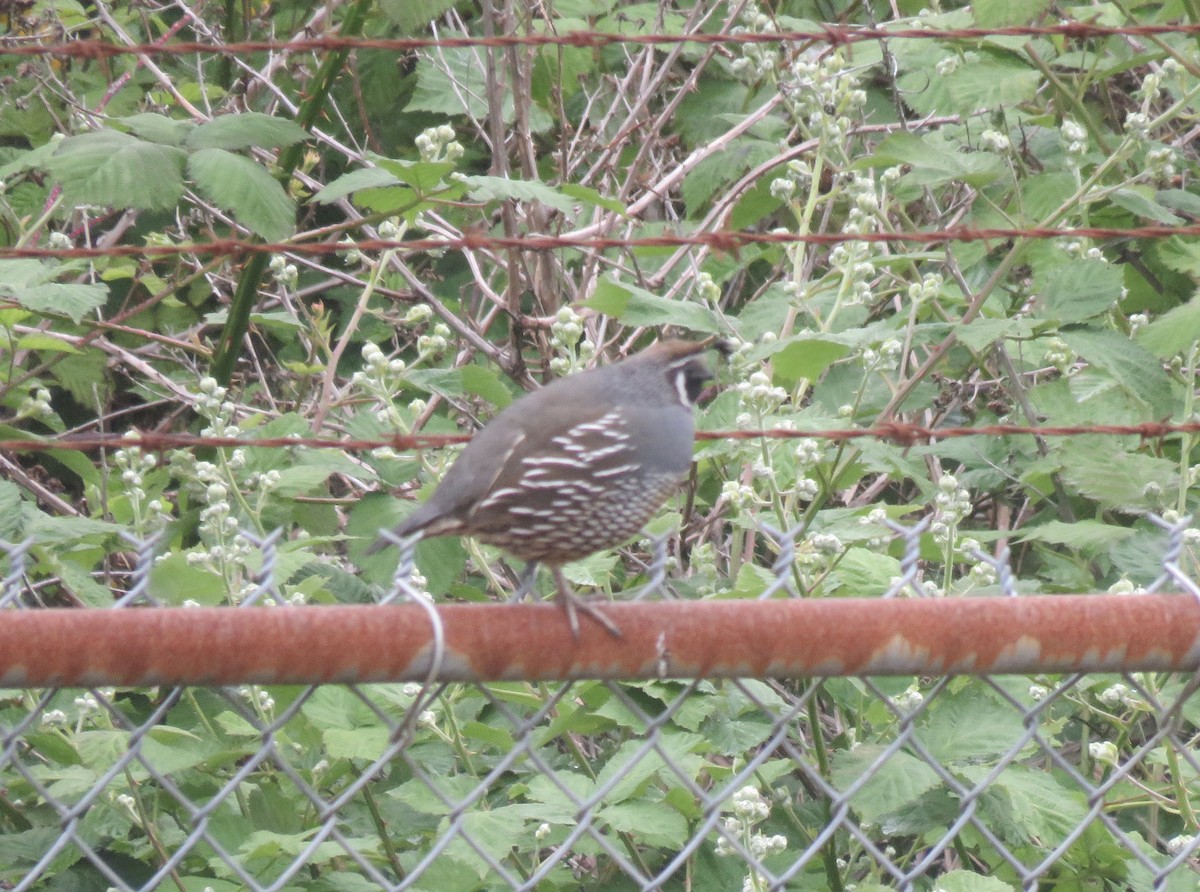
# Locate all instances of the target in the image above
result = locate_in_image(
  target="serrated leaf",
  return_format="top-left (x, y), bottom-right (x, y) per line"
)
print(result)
top-left (583, 277), bottom-right (722, 333)
top-left (769, 336), bottom-right (851, 383)
top-left (974, 0), bottom-right (1052, 26)
top-left (380, 0), bottom-right (457, 30)
top-left (1108, 187), bottom-right (1183, 224)
top-left (920, 686), bottom-right (1028, 763)
top-left (1059, 328), bottom-right (1176, 418)
top-left (1137, 296), bottom-right (1200, 358)
top-left (0, 481), bottom-right (21, 540)
top-left (928, 870), bottom-right (1014, 892)
top-left (150, 552), bottom-right (228, 605)
top-left (188, 148), bottom-right (296, 241)
top-left (409, 47), bottom-right (490, 117)
top-left (597, 733), bottom-right (705, 804)
top-left (599, 802), bottom-right (687, 848)
top-left (0, 258), bottom-right (53, 287)
top-left (15, 283), bottom-right (108, 323)
top-left (15, 332), bottom-right (80, 353)
top-left (459, 364), bottom-right (514, 407)
top-left (1155, 188), bottom-right (1200, 216)
top-left (1032, 259), bottom-right (1124, 323)
top-left (832, 547), bottom-right (901, 595)
top-left (560, 183), bottom-right (626, 214)
top-left (373, 157), bottom-right (458, 192)
top-left (954, 316), bottom-right (1036, 351)
top-left (864, 131), bottom-right (1005, 187)
top-left (187, 112), bottom-right (308, 151)
top-left (311, 167), bottom-right (401, 204)
top-left (1154, 237), bottom-right (1200, 277)
top-left (975, 764), bottom-right (1088, 843)
top-left (271, 465), bottom-right (332, 498)
top-left (113, 112), bottom-right (192, 146)
top-left (830, 745), bottom-right (941, 822)
top-left (1016, 520), bottom-right (1136, 550)
top-left (460, 174), bottom-right (578, 213)
top-left (1058, 440), bottom-right (1177, 512)
top-left (47, 130), bottom-right (186, 210)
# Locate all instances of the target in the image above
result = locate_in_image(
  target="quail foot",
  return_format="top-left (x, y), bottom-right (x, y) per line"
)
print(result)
top-left (368, 338), bottom-right (721, 637)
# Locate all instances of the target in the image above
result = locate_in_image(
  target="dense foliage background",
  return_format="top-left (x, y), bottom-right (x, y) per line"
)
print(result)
top-left (2, 0), bottom-right (1200, 888)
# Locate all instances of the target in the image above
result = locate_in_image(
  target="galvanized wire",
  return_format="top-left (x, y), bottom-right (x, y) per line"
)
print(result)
top-left (2, 521), bottom-right (1200, 891)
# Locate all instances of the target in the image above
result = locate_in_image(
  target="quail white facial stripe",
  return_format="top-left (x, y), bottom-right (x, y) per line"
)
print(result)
top-left (672, 368), bottom-right (691, 408)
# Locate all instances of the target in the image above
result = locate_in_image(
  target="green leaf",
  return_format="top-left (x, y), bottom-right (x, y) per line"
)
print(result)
top-left (311, 167), bottom-right (402, 204)
top-left (1137, 296), bottom-right (1200, 358)
top-left (323, 726), bottom-right (388, 760)
top-left (974, 0), bottom-right (1052, 26)
top-left (582, 277), bottom-right (723, 334)
top-left (409, 46), bottom-right (491, 118)
top-left (597, 732), bottom-right (705, 804)
top-left (460, 364), bottom-right (514, 408)
top-left (1059, 328), bottom-right (1176, 418)
top-left (599, 801), bottom-right (687, 848)
top-left (373, 157), bottom-right (459, 192)
top-left (831, 547), bottom-right (901, 596)
top-left (953, 316), bottom-right (1036, 352)
top-left (271, 465), bottom-right (333, 498)
top-left (928, 870), bottom-right (1015, 892)
top-left (730, 562), bottom-right (775, 599)
top-left (188, 148), bottom-right (296, 241)
top-left (1155, 188), bottom-right (1200, 216)
top-left (863, 131), bottom-right (1005, 188)
top-left (769, 336), bottom-right (851, 384)
top-left (1108, 187), bottom-right (1183, 225)
top-left (8, 282), bottom-right (108, 323)
top-left (560, 183), bottom-right (626, 214)
top-left (1154, 237), bottom-right (1200, 277)
top-left (0, 481), bottom-right (22, 540)
top-left (830, 745), bottom-right (941, 823)
top-left (187, 112), bottom-right (308, 151)
top-left (1032, 259), bottom-right (1124, 323)
top-left (1057, 440), bottom-right (1177, 512)
top-left (380, 0), bottom-right (457, 30)
top-left (150, 552), bottom-right (229, 605)
top-left (16, 332), bottom-right (81, 353)
top-left (460, 174), bottom-right (579, 213)
top-left (1016, 520), bottom-right (1136, 550)
top-left (113, 112), bottom-right (193, 146)
top-left (447, 808), bottom-right (529, 878)
top-left (920, 686), bottom-right (1028, 764)
top-left (976, 765), bottom-right (1089, 843)
top-left (47, 130), bottom-right (187, 210)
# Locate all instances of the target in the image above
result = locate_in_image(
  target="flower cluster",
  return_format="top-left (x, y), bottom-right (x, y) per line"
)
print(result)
top-left (714, 786), bottom-right (787, 891)
top-left (415, 124), bottom-right (464, 163)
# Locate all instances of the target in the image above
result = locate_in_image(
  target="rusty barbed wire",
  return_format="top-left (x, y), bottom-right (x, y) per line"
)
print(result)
top-left (0, 223), bottom-right (1194, 265)
top-left (1, 420), bottom-right (1198, 455)
top-left (2, 21), bottom-right (1199, 60)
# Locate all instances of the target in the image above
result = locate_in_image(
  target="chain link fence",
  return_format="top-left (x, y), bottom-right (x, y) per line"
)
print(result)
top-left (3, 519), bottom-right (1200, 891)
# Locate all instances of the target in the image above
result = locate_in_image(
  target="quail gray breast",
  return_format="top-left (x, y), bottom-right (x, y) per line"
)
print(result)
top-left (369, 338), bottom-right (720, 636)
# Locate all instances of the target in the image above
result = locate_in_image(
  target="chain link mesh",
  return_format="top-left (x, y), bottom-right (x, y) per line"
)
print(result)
top-left (2, 521), bottom-right (1199, 891)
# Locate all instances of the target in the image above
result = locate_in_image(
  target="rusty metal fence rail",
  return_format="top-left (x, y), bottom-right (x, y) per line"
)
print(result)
top-left (3, 519), bottom-right (1200, 891)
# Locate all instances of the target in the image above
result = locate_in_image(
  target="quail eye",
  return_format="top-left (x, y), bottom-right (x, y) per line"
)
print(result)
top-left (671, 360), bottom-right (711, 405)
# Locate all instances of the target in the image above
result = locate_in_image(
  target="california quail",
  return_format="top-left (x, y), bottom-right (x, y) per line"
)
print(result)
top-left (368, 338), bottom-right (722, 636)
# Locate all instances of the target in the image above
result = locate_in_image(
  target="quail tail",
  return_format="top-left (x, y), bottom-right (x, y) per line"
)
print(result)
top-left (551, 566), bottom-right (621, 639)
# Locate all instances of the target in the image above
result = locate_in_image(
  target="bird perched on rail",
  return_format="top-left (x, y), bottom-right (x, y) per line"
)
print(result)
top-left (367, 337), bottom-right (726, 637)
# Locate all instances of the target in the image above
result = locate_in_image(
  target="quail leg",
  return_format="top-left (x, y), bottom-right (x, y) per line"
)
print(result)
top-left (550, 566), bottom-right (621, 638)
